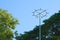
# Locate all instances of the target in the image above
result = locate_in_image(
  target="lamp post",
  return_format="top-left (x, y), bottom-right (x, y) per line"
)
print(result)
top-left (32, 8), bottom-right (48, 40)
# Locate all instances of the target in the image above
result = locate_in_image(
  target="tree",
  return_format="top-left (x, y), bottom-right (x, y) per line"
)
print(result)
top-left (42, 11), bottom-right (60, 40)
top-left (0, 9), bottom-right (18, 40)
top-left (15, 26), bottom-right (39, 40)
top-left (15, 11), bottom-right (60, 40)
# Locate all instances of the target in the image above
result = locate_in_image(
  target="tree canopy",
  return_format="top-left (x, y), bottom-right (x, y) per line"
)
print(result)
top-left (0, 9), bottom-right (18, 40)
top-left (15, 11), bottom-right (60, 40)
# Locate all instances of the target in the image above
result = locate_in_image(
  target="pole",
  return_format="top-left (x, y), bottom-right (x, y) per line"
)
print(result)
top-left (39, 15), bottom-right (41, 40)
top-left (32, 8), bottom-right (47, 40)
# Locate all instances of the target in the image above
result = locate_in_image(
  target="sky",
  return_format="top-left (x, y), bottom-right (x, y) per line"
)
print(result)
top-left (0, 0), bottom-right (60, 34)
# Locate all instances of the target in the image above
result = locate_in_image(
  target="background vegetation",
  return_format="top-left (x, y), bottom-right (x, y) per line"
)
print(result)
top-left (15, 11), bottom-right (60, 40)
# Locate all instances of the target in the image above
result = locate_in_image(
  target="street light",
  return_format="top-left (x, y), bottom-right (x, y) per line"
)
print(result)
top-left (32, 8), bottom-right (48, 40)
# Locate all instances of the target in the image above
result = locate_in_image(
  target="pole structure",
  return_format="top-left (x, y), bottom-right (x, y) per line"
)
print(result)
top-left (39, 15), bottom-right (41, 40)
top-left (32, 8), bottom-right (48, 40)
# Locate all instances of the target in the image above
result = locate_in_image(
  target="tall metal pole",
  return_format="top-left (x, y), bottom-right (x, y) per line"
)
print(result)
top-left (39, 15), bottom-right (41, 40)
top-left (32, 8), bottom-right (48, 40)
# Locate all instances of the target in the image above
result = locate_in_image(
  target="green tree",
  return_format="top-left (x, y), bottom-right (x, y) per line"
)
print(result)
top-left (42, 11), bottom-right (60, 40)
top-left (15, 26), bottom-right (39, 40)
top-left (0, 9), bottom-right (18, 40)
top-left (15, 11), bottom-right (60, 40)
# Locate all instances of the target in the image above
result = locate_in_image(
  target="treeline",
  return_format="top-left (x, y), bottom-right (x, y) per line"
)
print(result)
top-left (0, 8), bottom-right (60, 40)
top-left (15, 11), bottom-right (60, 40)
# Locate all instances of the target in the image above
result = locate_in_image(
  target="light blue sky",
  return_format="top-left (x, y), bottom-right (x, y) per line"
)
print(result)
top-left (0, 0), bottom-right (60, 34)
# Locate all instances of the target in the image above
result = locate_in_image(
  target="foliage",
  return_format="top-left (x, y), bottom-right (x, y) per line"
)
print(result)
top-left (15, 26), bottom-right (39, 40)
top-left (0, 9), bottom-right (18, 40)
top-left (15, 11), bottom-right (60, 40)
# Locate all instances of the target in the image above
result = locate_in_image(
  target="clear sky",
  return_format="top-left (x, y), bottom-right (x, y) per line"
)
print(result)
top-left (0, 0), bottom-right (60, 34)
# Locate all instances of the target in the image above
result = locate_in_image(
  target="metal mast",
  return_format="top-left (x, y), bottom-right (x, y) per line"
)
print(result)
top-left (32, 8), bottom-right (48, 40)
